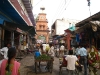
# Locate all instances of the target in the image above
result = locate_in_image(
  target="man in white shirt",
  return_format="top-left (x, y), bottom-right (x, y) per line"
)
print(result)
top-left (56, 45), bottom-right (59, 57)
top-left (60, 44), bottom-right (65, 57)
top-left (0, 43), bottom-right (11, 67)
top-left (48, 44), bottom-right (55, 59)
top-left (48, 47), bottom-right (55, 57)
top-left (0, 43), bottom-right (11, 59)
top-left (65, 50), bottom-right (78, 75)
top-left (42, 44), bottom-right (46, 53)
top-left (0, 47), bottom-right (8, 59)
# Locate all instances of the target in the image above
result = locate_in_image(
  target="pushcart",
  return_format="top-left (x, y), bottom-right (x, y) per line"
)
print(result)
top-left (34, 58), bottom-right (53, 73)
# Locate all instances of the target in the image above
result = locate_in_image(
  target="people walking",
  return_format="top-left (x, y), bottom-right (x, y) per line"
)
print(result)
top-left (0, 47), bottom-right (20, 75)
top-left (45, 44), bottom-right (50, 54)
top-left (0, 43), bottom-right (11, 59)
top-left (65, 50), bottom-right (78, 75)
top-left (72, 46), bottom-right (76, 55)
top-left (56, 45), bottom-right (60, 57)
top-left (59, 44), bottom-right (65, 57)
top-left (48, 44), bottom-right (55, 59)
top-left (75, 45), bottom-right (80, 57)
top-left (88, 46), bottom-right (100, 75)
top-left (78, 45), bottom-right (87, 75)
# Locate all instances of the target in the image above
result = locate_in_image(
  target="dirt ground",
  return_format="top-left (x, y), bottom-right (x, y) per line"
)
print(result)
top-left (1, 53), bottom-right (100, 75)
top-left (19, 54), bottom-right (60, 75)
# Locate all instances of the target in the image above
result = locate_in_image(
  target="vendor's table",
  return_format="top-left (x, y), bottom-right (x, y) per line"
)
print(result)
top-left (34, 59), bottom-right (53, 73)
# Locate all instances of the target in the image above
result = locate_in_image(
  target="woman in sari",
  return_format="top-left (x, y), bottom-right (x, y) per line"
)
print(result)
top-left (0, 47), bottom-right (20, 75)
top-left (88, 46), bottom-right (100, 75)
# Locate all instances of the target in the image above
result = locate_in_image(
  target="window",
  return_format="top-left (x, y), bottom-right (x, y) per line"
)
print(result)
top-left (43, 26), bottom-right (45, 30)
top-left (39, 25), bottom-right (42, 30)
top-left (41, 16), bottom-right (44, 19)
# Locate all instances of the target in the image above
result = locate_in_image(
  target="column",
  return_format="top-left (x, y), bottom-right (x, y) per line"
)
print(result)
top-left (11, 31), bottom-right (14, 47)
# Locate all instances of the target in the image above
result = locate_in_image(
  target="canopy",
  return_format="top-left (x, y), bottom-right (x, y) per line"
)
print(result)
top-left (0, 0), bottom-right (33, 26)
top-left (5, 21), bottom-right (36, 36)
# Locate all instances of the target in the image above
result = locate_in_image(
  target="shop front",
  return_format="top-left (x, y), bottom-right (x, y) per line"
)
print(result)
top-left (76, 21), bottom-right (100, 49)
top-left (0, 0), bottom-right (36, 48)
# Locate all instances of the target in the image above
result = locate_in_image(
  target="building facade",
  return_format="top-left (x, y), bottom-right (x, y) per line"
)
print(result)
top-left (35, 7), bottom-right (49, 43)
top-left (51, 18), bottom-right (80, 37)
top-left (51, 18), bottom-right (80, 46)
top-left (0, 0), bottom-right (36, 48)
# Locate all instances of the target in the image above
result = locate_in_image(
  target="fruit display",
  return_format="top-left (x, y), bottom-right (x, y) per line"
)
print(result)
top-left (35, 54), bottom-right (51, 60)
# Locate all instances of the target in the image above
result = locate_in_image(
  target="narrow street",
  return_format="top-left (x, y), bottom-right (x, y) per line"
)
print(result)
top-left (19, 53), bottom-right (60, 75)
top-left (19, 53), bottom-right (77, 75)
top-left (19, 54), bottom-right (100, 75)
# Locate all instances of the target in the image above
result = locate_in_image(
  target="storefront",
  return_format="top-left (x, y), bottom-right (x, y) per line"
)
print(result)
top-left (0, 0), bottom-right (36, 48)
top-left (76, 21), bottom-right (100, 49)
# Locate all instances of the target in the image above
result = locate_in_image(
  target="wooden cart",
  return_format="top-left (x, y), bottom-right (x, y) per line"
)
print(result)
top-left (34, 58), bottom-right (53, 73)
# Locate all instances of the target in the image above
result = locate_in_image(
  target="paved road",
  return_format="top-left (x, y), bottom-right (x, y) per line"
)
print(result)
top-left (19, 54), bottom-right (100, 75)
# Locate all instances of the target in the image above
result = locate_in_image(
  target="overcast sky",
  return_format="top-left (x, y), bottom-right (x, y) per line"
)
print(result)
top-left (32, 0), bottom-right (100, 29)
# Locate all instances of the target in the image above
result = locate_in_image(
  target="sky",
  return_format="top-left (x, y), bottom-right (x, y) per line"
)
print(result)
top-left (32, 0), bottom-right (100, 30)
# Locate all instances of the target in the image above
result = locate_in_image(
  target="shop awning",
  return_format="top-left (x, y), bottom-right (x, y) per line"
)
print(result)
top-left (5, 21), bottom-right (36, 36)
top-left (68, 26), bottom-right (75, 31)
top-left (0, 19), bottom-right (4, 25)
top-left (0, 0), bottom-right (29, 26)
top-left (76, 11), bottom-right (100, 27)
top-left (54, 35), bottom-right (65, 40)
top-left (17, 25), bottom-right (36, 36)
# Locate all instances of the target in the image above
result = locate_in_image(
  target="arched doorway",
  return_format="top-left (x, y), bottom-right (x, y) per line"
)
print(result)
top-left (37, 35), bottom-right (46, 43)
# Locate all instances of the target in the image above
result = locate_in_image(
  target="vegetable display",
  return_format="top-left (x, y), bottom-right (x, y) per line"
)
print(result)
top-left (35, 54), bottom-right (51, 60)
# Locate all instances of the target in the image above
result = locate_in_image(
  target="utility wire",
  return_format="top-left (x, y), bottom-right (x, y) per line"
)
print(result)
top-left (53, 0), bottom-right (69, 20)
top-left (33, 0), bottom-right (42, 8)
top-left (54, 1), bottom-right (65, 20)
top-left (89, 6), bottom-right (91, 16)
top-left (53, 0), bottom-right (65, 21)
top-left (58, 0), bottom-right (72, 18)
top-left (54, 0), bottom-right (66, 18)
top-left (53, 0), bottom-right (71, 22)
top-left (87, 0), bottom-right (91, 16)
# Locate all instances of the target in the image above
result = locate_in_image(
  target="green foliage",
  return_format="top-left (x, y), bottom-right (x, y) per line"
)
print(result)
top-left (36, 54), bottom-right (51, 60)
top-left (35, 54), bottom-right (51, 60)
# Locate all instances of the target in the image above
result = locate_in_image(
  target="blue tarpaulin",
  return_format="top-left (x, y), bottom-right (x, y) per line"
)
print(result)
top-left (76, 33), bottom-right (80, 43)
top-left (0, 19), bottom-right (4, 24)
top-left (69, 25), bottom-right (75, 31)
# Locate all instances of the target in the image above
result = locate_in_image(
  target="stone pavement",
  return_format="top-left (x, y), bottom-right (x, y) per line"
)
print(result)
top-left (19, 54), bottom-right (100, 75)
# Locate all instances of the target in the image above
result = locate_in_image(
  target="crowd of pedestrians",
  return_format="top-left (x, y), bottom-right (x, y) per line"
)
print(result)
top-left (0, 42), bottom-right (100, 75)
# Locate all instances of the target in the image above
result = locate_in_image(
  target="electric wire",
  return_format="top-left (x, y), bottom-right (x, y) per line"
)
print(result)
top-left (58, 0), bottom-right (72, 18)
top-left (53, 0), bottom-right (66, 20)
top-left (53, 0), bottom-right (65, 21)
top-left (33, 0), bottom-right (42, 8)
top-left (53, 0), bottom-right (70, 23)
top-left (58, 0), bottom-right (72, 19)
top-left (89, 6), bottom-right (91, 16)
top-left (54, 2), bottom-right (65, 20)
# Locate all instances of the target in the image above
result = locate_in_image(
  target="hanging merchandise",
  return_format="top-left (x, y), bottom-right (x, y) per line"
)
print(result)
top-left (76, 33), bottom-right (80, 43)
top-left (87, 0), bottom-right (90, 6)
top-left (92, 25), bottom-right (97, 32)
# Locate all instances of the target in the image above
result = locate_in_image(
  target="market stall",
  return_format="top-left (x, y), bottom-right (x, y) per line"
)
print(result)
top-left (34, 54), bottom-right (53, 73)
top-left (75, 21), bottom-right (100, 49)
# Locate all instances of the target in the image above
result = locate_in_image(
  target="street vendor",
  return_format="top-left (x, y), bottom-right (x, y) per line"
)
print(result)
top-left (35, 50), bottom-right (40, 58)
top-left (88, 45), bottom-right (100, 75)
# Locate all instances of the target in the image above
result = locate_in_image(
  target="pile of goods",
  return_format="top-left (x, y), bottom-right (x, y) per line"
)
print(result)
top-left (35, 54), bottom-right (51, 60)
